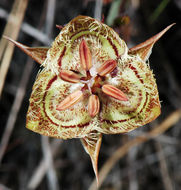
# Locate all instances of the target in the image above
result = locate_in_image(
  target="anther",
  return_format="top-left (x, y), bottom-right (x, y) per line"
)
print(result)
top-left (79, 39), bottom-right (92, 71)
top-left (60, 70), bottom-right (81, 83)
top-left (97, 59), bottom-right (117, 76)
top-left (56, 90), bottom-right (83, 111)
top-left (88, 95), bottom-right (100, 117)
top-left (102, 84), bottom-right (128, 101)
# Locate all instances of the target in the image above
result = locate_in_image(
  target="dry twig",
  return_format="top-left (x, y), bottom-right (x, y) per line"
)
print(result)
top-left (127, 137), bottom-right (138, 190)
top-left (89, 110), bottom-right (181, 189)
top-left (27, 139), bottom-right (62, 189)
top-left (45, 0), bottom-right (56, 37)
top-left (41, 136), bottom-right (59, 190)
top-left (0, 0), bottom-right (29, 97)
top-left (0, 7), bottom-right (51, 45)
top-left (94, 0), bottom-right (103, 21)
top-left (0, 184), bottom-right (11, 190)
top-left (0, 58), bottom-right (33, 164)
top-left (118, 146), bottom-right (176, 180)
top-left (155, 141), bottom-right (173, 190)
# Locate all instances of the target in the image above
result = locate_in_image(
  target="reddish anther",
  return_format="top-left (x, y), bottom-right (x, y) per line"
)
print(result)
top-left (56, 90), bottom-right (83, 111)
top-left (97, 59), bottom-right (117, 76)
top-left (102, 84), bottom-right (128, 101)
top-left (60, 70), bottom-right (81, 83)
top-left (79, 39), bottom-right (92, 71)
top-left (88, 95), bottom-right (100, 117)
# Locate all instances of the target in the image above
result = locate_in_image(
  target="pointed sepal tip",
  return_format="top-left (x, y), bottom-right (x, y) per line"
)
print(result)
top-left (128, 23), bottom-right (175, 61)
top-left (81, 132), bottom-right (102, 186)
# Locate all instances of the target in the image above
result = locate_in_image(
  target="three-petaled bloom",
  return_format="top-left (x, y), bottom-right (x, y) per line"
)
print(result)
top-left (5, 16), bottom-right (174, 184)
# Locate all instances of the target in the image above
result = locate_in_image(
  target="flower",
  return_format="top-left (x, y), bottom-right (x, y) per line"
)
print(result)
top-left (5, 16), bottom-right (174, 184)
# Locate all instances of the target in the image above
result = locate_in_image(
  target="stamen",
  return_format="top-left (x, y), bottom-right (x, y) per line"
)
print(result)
top-left (102, 84), bottom-right (128, 101)
top-left (88, 95), bottom-right (100, 117)
top-left (56, 90), bottom-right (83, 111)
top-left (60, 70), bottom-right (81, 83)
top-left (97, 59), bottom-right (117, 76)
top-left (79, 39), bottom-right (92, 71)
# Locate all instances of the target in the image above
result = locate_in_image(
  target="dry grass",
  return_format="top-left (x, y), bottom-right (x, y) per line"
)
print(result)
top-left (0, 0), bottom-right (28, 96)
top-left (89, 110), bottom-right (181, 189)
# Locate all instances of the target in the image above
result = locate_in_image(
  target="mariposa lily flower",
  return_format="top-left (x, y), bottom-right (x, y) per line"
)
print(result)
top-left (5, 16), bottom-right (174, 184)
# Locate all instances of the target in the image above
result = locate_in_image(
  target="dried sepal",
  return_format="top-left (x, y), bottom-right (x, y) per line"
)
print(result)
top-left (81, 133), bottom-right (102, 185)
top-left (3, 36), bottom-right (49, 64)
top-left (128, 23), bottom-right (175, 61)
top-left (79, 39), bottom-right (92, 71)
top-left (88, 95), bottom-right (100, 117)
top-left (59, 70), bottom-right (81, 83)
top-left (102, 84), bottom-right (128, 101)
top-left (97, 59), bottom-right (117, 76)
top-left (56, 90), bottom-right (83, 111)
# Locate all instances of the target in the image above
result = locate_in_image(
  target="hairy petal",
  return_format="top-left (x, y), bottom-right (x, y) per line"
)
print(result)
top-left (26, 69), bottom-right (95, 139)
top-left (98, 57), bottom-right (161, 134)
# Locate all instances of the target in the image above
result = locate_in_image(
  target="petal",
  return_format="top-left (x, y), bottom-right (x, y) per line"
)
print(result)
top-left (45, 16), bottom-right (128, 75)
top-left (97, 57), bottom-right (161, 134)
top-left (26, 69), bottom-right (96, 139)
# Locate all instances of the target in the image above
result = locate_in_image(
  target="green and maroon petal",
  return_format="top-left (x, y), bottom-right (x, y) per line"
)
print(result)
top-left (43, 15), bottom-right (127, 76)
top-left (26, 69), bottom-right (95, 139)
top-left (98, 57), bottom-right (161, 134)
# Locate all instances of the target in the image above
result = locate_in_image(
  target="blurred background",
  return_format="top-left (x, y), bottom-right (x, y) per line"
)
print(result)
top-left (0, 0), bottom-right (181, 189)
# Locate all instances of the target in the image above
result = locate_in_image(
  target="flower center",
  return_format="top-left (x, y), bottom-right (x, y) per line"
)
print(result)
top-left (80, 69), bottom-right (102, 94)
top-left (57, 39), bottom-right (128, 117)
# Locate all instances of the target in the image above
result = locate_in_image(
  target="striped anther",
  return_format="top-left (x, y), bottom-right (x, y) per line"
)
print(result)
top-left (79, 39), bottom-right (92, 71)
top-left (88, 95), bottom-right (100, 117)
top-left (60, 70), bottom-right (80, 83)
top-left (56, 90), bottom-right (83, 111)
top-left (102, 84), bottom-right (128, 101)
top-left (97, 59), bottom-right (117, 76)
